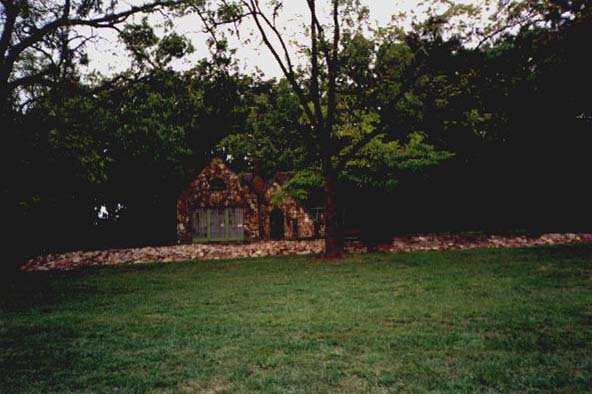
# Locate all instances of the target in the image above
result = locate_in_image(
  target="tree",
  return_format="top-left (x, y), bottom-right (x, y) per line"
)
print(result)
top-left (3, 50), bottom-right (259, 267)
top-left (192, 0), bottom-right (473, 256)
top-left (191, 0), bottom-right (396, 257)
top-left (0, 0), bottom-right (183, 108)
top-left (218, 78), bottom-right (314, 178)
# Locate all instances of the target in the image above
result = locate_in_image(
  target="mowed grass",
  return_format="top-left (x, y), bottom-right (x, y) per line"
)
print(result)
top-left (1, 245), bottom-right (591, 393)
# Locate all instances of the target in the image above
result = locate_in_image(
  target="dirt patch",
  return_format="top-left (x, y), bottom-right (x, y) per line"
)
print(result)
top-left (170, 374), bottom-right (231, 394)
top-left (21, 233), bottom-right (592, 272)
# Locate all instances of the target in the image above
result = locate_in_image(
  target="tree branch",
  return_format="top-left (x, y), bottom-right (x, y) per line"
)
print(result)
top-left (306, 0), bottom-right (324, 128)
top-left (248, 0), bottom-right (295, 80)
top-left (336, 127), bottom-right (384, 172)
top-left (6, 68), bottom-right (53, 90)
top-left (475, 10), bottom-right (540, 49)
top-left (243, 0), bottom-right (317, 132)
top-left (195, 6), bottom-right (223, 50)
top-left (1, 0), bottom-right (183, 97)
top-left (311, 10), bottom-right (332, 74)
top-left (0, 0), bottom-right (17, 60)
top-left (324, 0), bottom-right (340, 153)
top-left (6, 1), bottom-right (182, 71)
top-left (335, 82), bottom-right (415, 172)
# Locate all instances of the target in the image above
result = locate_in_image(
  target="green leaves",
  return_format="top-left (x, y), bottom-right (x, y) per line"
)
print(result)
top-left (120, 19), bottom-right (194, 70)
top-left (271, 168), bottom-right (324, 205)
top-left (217, 2), bottom-right (244, 23)
top-left (343, 132), bottom-right (454, 191)
top-left (217, 78), bottom-right (311, 178)
top-left (121, 18), bottom-right (159, 51)
top-left (156, 33), bottom-right (195, 64)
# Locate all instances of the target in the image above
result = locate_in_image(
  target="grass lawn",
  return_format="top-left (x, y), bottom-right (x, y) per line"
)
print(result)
top-left (1, 245), bottom-right (591, 393)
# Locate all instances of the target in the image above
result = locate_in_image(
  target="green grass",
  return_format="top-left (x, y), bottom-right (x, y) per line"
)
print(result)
top-left (1, 245), bottom-right (592, 393)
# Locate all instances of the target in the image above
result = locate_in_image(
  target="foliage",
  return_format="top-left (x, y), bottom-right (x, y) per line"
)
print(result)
top-left (270, 168), bottom-right (323, 205)
top-left (218, 79), bottom-right (312, 178)
top-left (0, 0), bottom-right (182, 107)
top-left (343, 132), bottom-right (454, 191)
top-left (2, 0), bottom-right (592, 264)
top-left (2, 57), bottom-right (258, 262)
top-left (120, 18), bottom-right (194, 70)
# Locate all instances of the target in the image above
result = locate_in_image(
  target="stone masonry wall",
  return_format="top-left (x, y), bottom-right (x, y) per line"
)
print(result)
top-left (176, 158), bottom-right (259, 243)
top-left (177, 158), bottom-right (320, 243)
top-left (264, 183), bottom-right (316, 239)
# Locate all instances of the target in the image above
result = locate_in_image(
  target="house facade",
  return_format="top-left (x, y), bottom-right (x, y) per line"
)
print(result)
top-left (176, 158), bottom-right (319, 243)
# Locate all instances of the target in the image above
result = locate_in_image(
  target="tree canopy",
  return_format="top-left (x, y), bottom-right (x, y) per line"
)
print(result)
top-left (2, 0), bottom-right (591, 268)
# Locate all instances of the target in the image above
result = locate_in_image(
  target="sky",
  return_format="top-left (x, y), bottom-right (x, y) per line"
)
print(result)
top-left (81, 1), bottom-right (432, 79)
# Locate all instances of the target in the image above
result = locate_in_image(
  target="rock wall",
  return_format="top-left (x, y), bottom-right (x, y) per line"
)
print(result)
top-left (176, 158), bottom-right (260, 243)
top-left (23, 233), bottom-right (592, 272)
top-left (177, 158), bottom-right (320, 243)
top-left (264, 183), bottom-right (316, 239)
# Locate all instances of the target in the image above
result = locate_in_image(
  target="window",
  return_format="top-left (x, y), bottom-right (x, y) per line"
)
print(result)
top-left (193, 209), bottom-right (208, 240)
top-left (209, 208), bottom-right (226, 239)
top-left (192, 207), bottom-right (244, 241)
top-left (209, 178), bottom-right (226, 191)
top-left (228, 207), bottom-right (244, 239)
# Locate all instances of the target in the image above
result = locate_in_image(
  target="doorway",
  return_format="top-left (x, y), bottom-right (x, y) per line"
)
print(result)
top-left (270, 209), bottom-right (284, 240)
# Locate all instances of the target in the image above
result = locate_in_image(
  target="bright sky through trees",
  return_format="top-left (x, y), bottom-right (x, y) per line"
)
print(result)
top-left (82, 1), bottom-right (431, 79)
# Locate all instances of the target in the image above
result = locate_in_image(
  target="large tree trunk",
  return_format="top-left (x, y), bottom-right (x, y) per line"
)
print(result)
top-left (322, 155), bottom-right (343, 258)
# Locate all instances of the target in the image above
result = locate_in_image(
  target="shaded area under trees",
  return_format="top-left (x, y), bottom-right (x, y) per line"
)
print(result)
top-left (2, 0), bottom-right (591, 269)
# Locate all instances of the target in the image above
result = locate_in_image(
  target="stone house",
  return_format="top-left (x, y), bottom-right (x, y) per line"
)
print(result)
top-left (176, 158), bottom-right (320, 243)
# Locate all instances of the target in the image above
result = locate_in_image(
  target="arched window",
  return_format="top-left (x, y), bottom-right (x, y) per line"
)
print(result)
top-left (209, 178), bottom-right (226, 191)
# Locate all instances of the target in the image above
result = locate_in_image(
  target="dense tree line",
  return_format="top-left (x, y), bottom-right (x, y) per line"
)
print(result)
top-left (2, 0), bottom-right (591, 267)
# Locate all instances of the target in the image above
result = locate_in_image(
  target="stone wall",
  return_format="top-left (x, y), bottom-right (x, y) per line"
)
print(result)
top-left (176, 158), bottom-right (259, 243)
top-left (177, 158), bottom-right (320, 243)
top-left (264, 183), bottom-right (316, 239)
